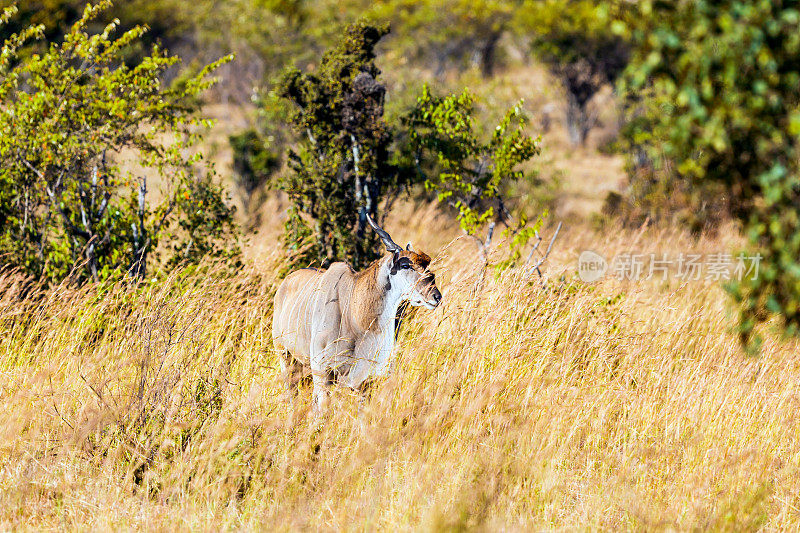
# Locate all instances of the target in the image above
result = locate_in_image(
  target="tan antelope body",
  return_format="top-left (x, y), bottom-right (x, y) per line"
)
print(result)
top-left (272, 216), bottom-right (441, 412)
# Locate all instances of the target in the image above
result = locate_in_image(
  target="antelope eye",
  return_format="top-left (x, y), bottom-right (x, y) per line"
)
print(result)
top-left (397, 258), bottom-right (413, 269)
top-left (393, 258), bottom-right (413, 271)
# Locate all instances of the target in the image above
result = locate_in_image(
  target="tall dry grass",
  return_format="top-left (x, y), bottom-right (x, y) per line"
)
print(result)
top-left (1, 223), bottom-right (799, 531)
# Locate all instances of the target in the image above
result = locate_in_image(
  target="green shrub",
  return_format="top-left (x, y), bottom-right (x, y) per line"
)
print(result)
top-left (619, 0), bottom-right (800, 349)
top-left (400, 84), bottom-right (542, 266)
top-left (0, 0), bottom-right (82, 44)
top-left (229, 129), bottom-right (279, 196)
top-left (0, 2), bottom-right (238, 283)
top-left (271, 21), bottom-right (543, 270)
top-left (275, 21), bottom-right (400, 269)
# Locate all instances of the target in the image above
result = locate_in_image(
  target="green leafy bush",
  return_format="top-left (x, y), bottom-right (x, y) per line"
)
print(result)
top-left (0, 2), bottom-right (238, 283)
top-left (229, 129), bottom-right (279, 196)
top-left (275, 21), bottom-right (402, 269)
top-left (619, 0), bottom-right (800, 349)
top-left (271, 21), bottom-right (543, 270)
top-left (0, 0), bottom-right (82, 44)
top-left (401, 84), bottom-right (542, 264)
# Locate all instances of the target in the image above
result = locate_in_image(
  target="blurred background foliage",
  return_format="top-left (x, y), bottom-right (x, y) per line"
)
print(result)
top-left (616, 0), bottom-right (800, 350)
top-left (2, 0), bottom-right (800, 348)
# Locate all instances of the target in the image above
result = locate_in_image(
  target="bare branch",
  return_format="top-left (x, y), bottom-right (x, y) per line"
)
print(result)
top-left (528, 222), bottom-right (562, 278)
top-left (483, 221), bottom-right (495, 251)
top-left (20, 158), bottom-right (90, 240)
top-left (524, 235), bottom-right (544, 265)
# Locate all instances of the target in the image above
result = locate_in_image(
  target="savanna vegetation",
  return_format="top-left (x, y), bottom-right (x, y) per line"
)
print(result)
top-left (2, 0), bottom-right (800, 529)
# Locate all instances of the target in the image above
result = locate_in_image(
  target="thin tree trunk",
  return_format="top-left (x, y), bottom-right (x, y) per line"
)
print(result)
top-left (565, 92), bottom-right (586, 146)
top-left (479, 32), bottom-right (501, 78)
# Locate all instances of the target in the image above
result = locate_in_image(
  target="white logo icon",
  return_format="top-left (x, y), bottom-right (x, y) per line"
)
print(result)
top-left (578, 250), bottom-right (607, 282)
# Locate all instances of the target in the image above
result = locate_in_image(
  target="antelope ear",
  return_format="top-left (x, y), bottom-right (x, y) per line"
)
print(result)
top-left (389, 250), bottom-right (401, 274)
top-left (406, 243), bottom-right (413, 251)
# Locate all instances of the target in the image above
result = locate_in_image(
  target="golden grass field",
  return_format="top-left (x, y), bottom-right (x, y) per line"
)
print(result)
top-left (2, 209), bottom-right (800, 531)
top-left (0, 45), bottom-right (794, 530)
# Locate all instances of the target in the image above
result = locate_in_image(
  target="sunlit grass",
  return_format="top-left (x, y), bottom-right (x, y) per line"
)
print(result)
top-left (1, 225), bottom-right (799, 530)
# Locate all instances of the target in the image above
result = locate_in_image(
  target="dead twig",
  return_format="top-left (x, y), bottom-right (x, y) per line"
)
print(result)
top-left (526, 222), bottom-right (562, 279)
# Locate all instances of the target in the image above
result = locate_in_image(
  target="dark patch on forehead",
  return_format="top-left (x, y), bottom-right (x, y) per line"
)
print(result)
top-left (402, 250), bottom-right (431, 269)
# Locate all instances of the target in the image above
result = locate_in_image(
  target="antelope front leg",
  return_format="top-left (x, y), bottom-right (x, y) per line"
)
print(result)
top-left (310, 336), bottom-right (351, 416)
top-left (310, 333), bottom-right (333, 416)
top-left (311, 372), bottom-right (330, 415)
top-left (277, 347), bottom-right (303, 414)
top-left (339, 353), bottom-right (375, 390)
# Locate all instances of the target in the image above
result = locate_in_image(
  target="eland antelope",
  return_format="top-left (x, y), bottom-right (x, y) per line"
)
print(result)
top-left (272, 215), bottom-right (442, 413)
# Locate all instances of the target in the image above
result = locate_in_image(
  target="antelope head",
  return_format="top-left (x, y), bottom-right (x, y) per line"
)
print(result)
top-left (367, 214), bottom-right (442, 309)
